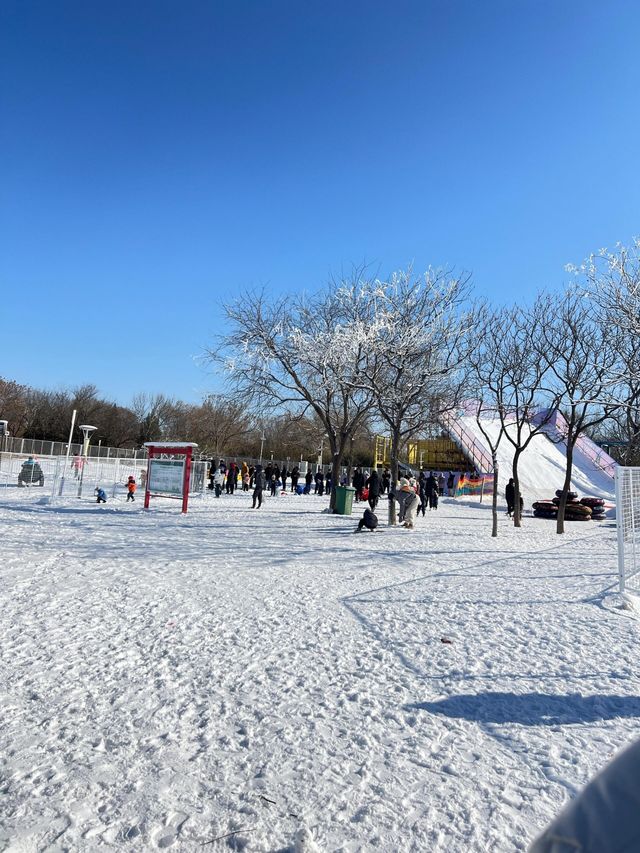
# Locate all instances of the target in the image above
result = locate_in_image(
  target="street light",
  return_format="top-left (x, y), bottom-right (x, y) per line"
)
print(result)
top-left (77, 424), bottom-right (97, 498)
top-left (259, 430), bottom-right (266, 465)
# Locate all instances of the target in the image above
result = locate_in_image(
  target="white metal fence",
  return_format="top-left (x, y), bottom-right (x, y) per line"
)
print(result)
top-left (0, 434), bottom-right (147, 460)
top-left (615, 466), bottom-right (640, 593)
top-left (0, 452), bottom-right (207, 503)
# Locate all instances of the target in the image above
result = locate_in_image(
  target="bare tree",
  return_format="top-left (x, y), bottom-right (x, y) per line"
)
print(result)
top-left (465, 310), bottom-right (507, 537)
top-left (209, 278), bottom-right (377, 510)
top-left (470, 306), bottom-right (559, 527)
top-left (131, 392), bottom-right (173, 445)
top-left (535, 291), bottom-right (620, 533)
top-left (361, 268), bottom-right (472, 524)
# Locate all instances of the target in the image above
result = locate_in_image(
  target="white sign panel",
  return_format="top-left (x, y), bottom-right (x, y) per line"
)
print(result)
top-left (148, 459), bottom-right (184, 496)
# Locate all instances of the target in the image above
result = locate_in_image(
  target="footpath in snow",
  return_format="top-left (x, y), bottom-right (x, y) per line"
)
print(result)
top-left (0, 487), bottom-right (638, 851)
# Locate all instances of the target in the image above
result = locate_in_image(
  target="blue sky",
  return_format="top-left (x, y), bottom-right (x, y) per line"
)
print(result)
top-left (1, 0), bottom-right (639, 404)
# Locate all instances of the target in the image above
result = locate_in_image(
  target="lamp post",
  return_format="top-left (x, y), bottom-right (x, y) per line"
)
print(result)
top-left (259, 430), bottom-right (266, 465)
top-left (77, 424), bottom-right (97, 498)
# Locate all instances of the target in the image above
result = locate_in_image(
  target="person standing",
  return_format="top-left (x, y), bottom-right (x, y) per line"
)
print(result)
top-left (394, 478), bottom-right (418, 528)
top-left (426, 472), bottom-right (438, 510)
top-left (291, 465), bottom-right (300, 492)
top-left (437, 473), bottom-right (446, 496)
top-left (269, 472), bottom-right (278, 496)
top-left (213, 466), bottom-right (225, 498)
top-left (304, 469), bottom-right (313, 494)
top-left (126, 476), bottom-right (136, 502)
top-left (226, 462), bottom-right (237, 494)
top-left (418, 471), bottom-right (428, 516)
top-left (352, 467), bottom-right (365, 502)
top-left (252, 465), bottom-right (266, 508)
top-left (506, 478), bottom-right (515, 517)
top-left (366, 467), bottom-right (380, 510)
top-left (381, 467), bottom-right (391, 495)
top-left (447, 471), bottom-right (455, 497)
top-left (281, 467), bottom-right (288, 491)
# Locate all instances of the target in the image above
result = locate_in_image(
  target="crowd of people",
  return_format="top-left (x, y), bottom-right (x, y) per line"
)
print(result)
top-left (206, 459), bottom-right (463, 526)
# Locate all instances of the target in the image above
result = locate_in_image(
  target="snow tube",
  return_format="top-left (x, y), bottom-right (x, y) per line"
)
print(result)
top-left (552, 496), bottom-right (580, 505)
top-left (534, 510), bottom-right (557, 519)
top-left (361, 487), bottom-right (369, 500)
top-left (533, 501), bottom-right (558, 512)
top-left (555, 490), bottom-right (578, 500)
top-left (296, 484), bottom-right (304, 494)
top-left (565, 504), bottom-right (592, 518)
top-left (565, 514), bottom-right (592, 521)
top-left (580, 497), bottom-right (606, 508)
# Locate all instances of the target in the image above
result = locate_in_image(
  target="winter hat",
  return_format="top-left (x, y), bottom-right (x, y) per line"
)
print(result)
top-left (399, 477), bottom-right (410, 488)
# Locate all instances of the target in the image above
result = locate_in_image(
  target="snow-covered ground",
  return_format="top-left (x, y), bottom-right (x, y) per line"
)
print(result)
top-left (1, 487), bottom-right (637, 852)
top-left (458, 415), bottom-right (616, 503)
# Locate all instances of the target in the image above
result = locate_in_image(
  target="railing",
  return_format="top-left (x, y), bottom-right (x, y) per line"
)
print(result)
top-left (533, 409), bottom-right (617, 480)
top-left (439, 413), bottom-right (494, 473)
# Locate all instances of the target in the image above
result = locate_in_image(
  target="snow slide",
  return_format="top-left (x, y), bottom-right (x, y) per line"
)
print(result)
top-left (455, 415), bottom-right (615, 504)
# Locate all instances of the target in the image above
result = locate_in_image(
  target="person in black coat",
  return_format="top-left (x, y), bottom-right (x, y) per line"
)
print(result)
top-left (352, 467), bottom-right (365, 501)
top-left (366, 467), bottom-right (380, 510)
top-left (418, 471), bottom-right (428, 516)
top-left (315, 469), bottom-right (325, 496)
top-left (291, 466), bottom-right (300, 492)
top-left (281, 467), bottom-right (288, 491)
top-left (356, 508), bottom-right (378, 532)
top-left (381, 467), bottom-right (391, 494)
top-left (426, 472), bottom-right (438, 510)
top-left (252, 465), bottom-right (266, 508)
top-left (304, 469), bottom-right (313, 494)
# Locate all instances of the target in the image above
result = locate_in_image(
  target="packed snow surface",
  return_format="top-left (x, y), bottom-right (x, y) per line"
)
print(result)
top-left (0, 486), bottom-right (637, 852)
top-left (458, 415), bottom-right (615, 503)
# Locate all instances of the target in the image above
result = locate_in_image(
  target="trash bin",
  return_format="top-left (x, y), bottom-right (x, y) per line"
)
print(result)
top-left (334, 485), bottom-right (356, 515)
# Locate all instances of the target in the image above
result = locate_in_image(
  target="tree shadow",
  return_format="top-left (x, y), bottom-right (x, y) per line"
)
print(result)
top-left (406, 692), bottom-right (640, 725)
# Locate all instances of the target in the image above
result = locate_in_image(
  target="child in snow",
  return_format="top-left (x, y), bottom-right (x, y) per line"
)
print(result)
top-left (126, 476), bottom-right (136, 502)
top-left (95, 486), bottom-right (107, 504)
top-left (356, 508), bottom-right (378, 532)
top-left (213, 466), bottom-right (225, 498)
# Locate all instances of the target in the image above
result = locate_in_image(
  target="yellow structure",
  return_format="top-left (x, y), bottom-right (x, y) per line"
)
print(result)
top-left (374, 435), bottom-right (391, 467)
top-left (408, 438), bottom-right (469, 471)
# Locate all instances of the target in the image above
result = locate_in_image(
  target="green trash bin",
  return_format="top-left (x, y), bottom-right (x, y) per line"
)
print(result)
top-left (334, 485), bottom-right (356, 515)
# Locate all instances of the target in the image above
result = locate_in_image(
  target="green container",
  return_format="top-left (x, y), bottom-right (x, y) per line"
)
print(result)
top-left (334, 485), bottom-right (356, 515)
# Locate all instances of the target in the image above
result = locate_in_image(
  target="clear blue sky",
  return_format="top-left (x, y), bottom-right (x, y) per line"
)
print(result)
top-left (1, 0), bottom-right (639, 404)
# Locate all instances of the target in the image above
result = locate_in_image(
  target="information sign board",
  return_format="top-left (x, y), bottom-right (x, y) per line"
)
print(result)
top-left (148, 459), bottom-right (185, 496)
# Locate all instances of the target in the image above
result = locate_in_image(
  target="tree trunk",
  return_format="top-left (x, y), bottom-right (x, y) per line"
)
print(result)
top-left (388, 426), bottom-right (401, 526)
top-left (556, 439), bottom-right (575, 535)
top-left (512, 450), bottom-right (522, 528)
top-left (329, 444), bottom-right (342, 512)
top-left (492, 457), bottom-right (499, 538)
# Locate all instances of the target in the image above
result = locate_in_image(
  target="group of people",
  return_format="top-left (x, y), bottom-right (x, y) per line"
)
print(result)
top-left (208, 459), bottom-right (337, 502)
top-left (356, 470), bottom-right (449, 531)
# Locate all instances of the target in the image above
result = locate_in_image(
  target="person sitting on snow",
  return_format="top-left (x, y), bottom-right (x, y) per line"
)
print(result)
top-left (356, 508), bottom-right (379, 532)
top-left (95, 486), bottom-right (107, 504)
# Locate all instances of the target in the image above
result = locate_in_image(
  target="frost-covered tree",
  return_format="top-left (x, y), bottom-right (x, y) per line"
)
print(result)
top-left (209, 279), bottom-right (378, 510)
top-left (360, 268), bottom-right (472, 524)
top-left (571, 239), bottom-right (640, 463)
